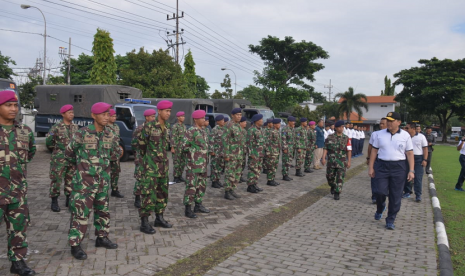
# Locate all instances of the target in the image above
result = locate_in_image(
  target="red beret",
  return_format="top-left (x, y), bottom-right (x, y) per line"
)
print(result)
top-left (176, 111), bottom-right (185, 117)
top-left (109, 109), bottom-right (116, 116)
top-left (309, 121), bottom-right (316, 125)
top-left (91, 102), bottom-right (112, 114)
top-left (192, 110), bottom-right (206, 119)
top-left (143, 109), bottom-right (156, 116)
top-left (157, 100), bottom-right (173, 110)
top-left (0, 90), bottom-right (18, 105)
top-left (60, 104), bottom-right (73, 114)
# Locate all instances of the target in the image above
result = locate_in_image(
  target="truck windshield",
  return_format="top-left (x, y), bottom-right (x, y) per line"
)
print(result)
top-left (260, 110), bottom-right (275, 121)
top-left (133, 105), bottom-right (157, 126)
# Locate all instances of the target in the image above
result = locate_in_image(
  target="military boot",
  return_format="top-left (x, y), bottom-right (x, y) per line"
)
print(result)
top-left (334, 192), bottom-right (340, 200)
top-left (267, 180), bottom-right (278, 186)
top-left (295, 169), bottom-right (305, 177)
top-left (185, 205), bottom-right (197, 218)
top-left (272, 180), bottom-right (281, 186)
top-left (211, 181), bottom-right (221, 188)
top-left (254, 184), bottom-right (263, 192)
top-left (217, 181), bottom-right (224, 187)
top-left (247, 185), bottom-right (259, 193)
top-left (10, 260), bottom-right (36, 276)
top-left (282, 175), bottom-right (293, 181)
top-left (111, 190), bottom-right (124, 198)
top-left (194, 202), bottom-right (210, 213)
top-left (95, 237), bottom-right (118, 249)
top-left (173, 177), bottom-right (181, 183)
top-left (154, 213), bottom-right (173, 228)
top-left (262, 169), bottom-right (268, 174)
top-left (71, 245), bottom-right (87, 260)
top-left (140, 216), bottom-right (156, 234)
top-left (179, 176), bottom-right (186, 182)
top-left (304, 168), bottom-right (313, 173)
top-left (224, 191), bottom-right (235, 200)
top-left (229, 190), bottom-right (241, 198)
top-left (134, 195), bottom-right (141, 208)
top-left (330, 186), bottom-right (335, 195)
top-left (51, 196), bottom-right (60, 212)
top-left (65, 195), bottom-right (70, 208)
top-left (239, 176), bottom-right (246, 183)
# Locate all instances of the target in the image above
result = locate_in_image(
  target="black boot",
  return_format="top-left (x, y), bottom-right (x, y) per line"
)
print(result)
top-left (247, 185), bottom-right (259, 193)
top-left (239, 176), bottom-right (246, 183)
top-left (254, 184), bottom-right (263, 192)
top-left (217, 181), bottom-right (224, 187)
top-left (140, 216), bottom-right (156, 234)
top-left (272, 180), bottom-right (281, 186)
top-left (10, 259), bottom-right (36, 276)
top-left (95, 237), bottom-right (118, 249)
top-left (211, 181), bottom-right (221, 188)
top-left (330, 186), bottom-right (335, 195)
top-left (295, 169), bottom-right (305, 177)
top-left (185, 205), bottom-right (197, 218)
top-left (229, 190), bottom-right (241, 198)
top-left (111, 190), bottom-right (124, 198)
top-left (262, 169), bottom-right (268, 174)
top-left (51, 196), bottom-right (60, 212)
top-left (267, 180), bottom-right (278, 186)
top-left (194, 202), bottom-right (210, 213)
top-left (282, 175), bottom-right (292, 181)
top-left (154, 213), bottom-right (173, 228)
top-left (134, 195), bottom-right (141, 208)
top-left (173, 177), bottom-right (181, 183)
top-left (65, 195), bottom-right (70, 207)
top-left (334, 192), bottom-right (340, 200)
top-left (71, 245), bottom-right (87, 260)
top-left (224, 191), bottom-right (235, 200)
top-left (304, 168), bottom-right (313, 173)
top-left (179, 176), bottom-right (186, 182)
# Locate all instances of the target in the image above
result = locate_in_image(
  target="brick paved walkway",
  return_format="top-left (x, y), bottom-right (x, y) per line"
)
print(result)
top-left (205, 169), bottom-right (438, 276)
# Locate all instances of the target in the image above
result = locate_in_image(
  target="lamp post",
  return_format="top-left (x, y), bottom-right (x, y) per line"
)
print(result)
top-left (21, 4), bottom-right (47, 85)
top-left (221, 67), bottom-right (236, 96)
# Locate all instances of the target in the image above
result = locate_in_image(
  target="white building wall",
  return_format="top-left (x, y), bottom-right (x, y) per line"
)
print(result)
top-left (363, 103), bottom-right (395, 120)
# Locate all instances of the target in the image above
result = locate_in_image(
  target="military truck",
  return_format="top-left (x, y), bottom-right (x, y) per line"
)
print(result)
top-left (34, 85), bottom-right (157, 161)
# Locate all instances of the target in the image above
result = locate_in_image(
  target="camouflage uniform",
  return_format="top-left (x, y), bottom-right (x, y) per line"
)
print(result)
top-left (182, 126), bottom-right (209, 205)
top-left (267, 128), bottom-right (281, 181)
top-left (222, 121), bottom-right (245, 191)
top-left (131, 123), bottom-right (144, 196)
top-left (305, 128), bottom-right (316, 170)
top-left (65, 124), bottom-right (121, 246)
top-left (324, 133), bottom-right (350, 193)
top-left (294, 126), bottom-right (307, 170)
top-left (137, 118), bottom-right (171, 217)
top-left (107, 123), bottom-right (121, 191)
top-left (0, 122), bottom-right (35, 261)
top-left (246, 125), bottom-right (265, 186)
top-left (170, 122), bottom-right (187, 179)
top-left (241, 127), bottom-right (247, 174)
top-left (210, 125), bottom-right (225, 183)
top-left (281, 125), bottom-right (295, 176)
top-left (46, 121), bottom-right (78, 197)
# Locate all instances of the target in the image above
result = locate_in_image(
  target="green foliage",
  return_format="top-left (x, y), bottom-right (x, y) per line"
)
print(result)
top-left (183, 49), bottom-right (198, 97)
top-left (236, 85), bottom-right (266, 106)
top-left (210, 90), bottom-right (224, 99)
top-left (18, 76), bottom-right (42, 109)
top-left (292, 104), bottom-right (321, 125)
top-left (221, 74), bottom-right (233, 99)
top-left (335, 87), bottom-right (368, 120)
top-left (380, 75), bottom-right (395, 96)
top-left (315, 101), bottom-right (341, 120)
top-left (90, 28), bottom-right (117, 84)
top-left (195, 75), bottom-right (210, 99)
top-left (0, 51), bottom-right (17, 79)
top-left (64, 53), bottom-right (94, 85)
top-left (115, 54), bottom-right (129, 82)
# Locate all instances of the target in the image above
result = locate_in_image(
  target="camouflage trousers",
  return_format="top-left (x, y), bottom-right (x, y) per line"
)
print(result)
top-left (295, 148), bottom-right (307, 170)
top-left (0, 199), bottom-right (29, 261)
top-left (183, 171), bottom-right (207, 205)
top-left (210, 154), bottom-right (225, 182)
top-left (133, 164), bottom-right (142, 196)
top-left (267, 155), bottom-right (280, 181)
top-left (281, 147), bottom-right (294, 176)
top-left (139, 175), bottom-right (169, 217)
top-left (247, 156), bottom-right (263, 186)
top-left (68, 189), bottom-right (110, 246)
top-left (326, 167), bottom-right (347, 193)
top-left (224, 158), bottom-right (242, 191)
top-left (173, 150), bottom-right (186, 178)
top-left (110, 160), bottom-right (121, 191)
top-left (241, 153), bottom-right (247, 173)
top-left (304, 148), bottom-right (315, 170)
top-left (49, 157), bottom-right (74, 197)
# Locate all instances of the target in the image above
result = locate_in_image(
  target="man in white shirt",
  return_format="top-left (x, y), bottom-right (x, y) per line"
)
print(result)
top-left (368, 112), bottom-right (414, 230)
top-left (352, 124), bottom-right (360, 157)
top-left (360, 126), bottom-right (366, 156)
top-left (402, 122), bottom-right (428, 201)
top-left (454, 136), bottom-right (465, 192)
top-left (367, 118), bottom-right (387, 204)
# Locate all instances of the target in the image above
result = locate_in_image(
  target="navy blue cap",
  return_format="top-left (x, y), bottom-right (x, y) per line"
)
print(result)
top-left (215, 115), bottom-right (224, 121)
top-left (335, 120), bottom-right (345, 127)
top-left (240, 116), bottom-right (247, 122)
top-left (205, 116), bottom-right (209, 120)
top-left (264, 122), bottom-right (268, 126)
top-left (224, 117), bottom-right (229, 122)
top-left (300, 117), bottom-right (307, 122)
top-left (251, 114), bottom-right (263, 123)
top-left (267, 118), bottom-right (273, 123)
top-left (288, 116), bottom-right (296, 122)
top-left (272, 118), bottom-right (281, 124)
top-left (231, 108), bottom-right (242, 114)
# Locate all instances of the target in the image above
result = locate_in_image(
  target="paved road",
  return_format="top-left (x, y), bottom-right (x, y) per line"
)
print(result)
top-left (205, 168), bottom-right (438, 276)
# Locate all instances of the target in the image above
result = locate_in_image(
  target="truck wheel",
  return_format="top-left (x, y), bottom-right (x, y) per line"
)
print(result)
top-left (119, 145), bottom-right (129, 162)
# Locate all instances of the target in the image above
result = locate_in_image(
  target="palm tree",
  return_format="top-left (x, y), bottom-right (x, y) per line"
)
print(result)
top-left (335, 87), bottom-right (368, 120)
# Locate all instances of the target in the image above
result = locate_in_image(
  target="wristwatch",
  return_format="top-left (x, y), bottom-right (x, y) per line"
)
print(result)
top-left (409, 170), bottom-right (415, 173)
top-left (423, 159), bottom-right (427, 162)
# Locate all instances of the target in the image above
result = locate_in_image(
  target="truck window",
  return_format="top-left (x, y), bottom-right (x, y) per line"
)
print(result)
top-left (243, 110), bottom-right (257, 120)
top-left (133, 106), bottom-right (158, 126)
top-left (116, 107), bottom-right (133, 129)
top-left (74, 95), bottom-right (82, 102)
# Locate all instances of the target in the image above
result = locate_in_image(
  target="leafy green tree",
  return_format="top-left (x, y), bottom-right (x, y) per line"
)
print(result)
top-left (183, 49), bottom-right (198, 96)
top-left (237, 85), bottom-right (266, 106)
top-left (0, 51), bottom-right (16, 79)
top-left (394, 57), bottom-right (465, 142)
top-left (381, 75), bottom-right (395, 96)
top-left (220, 74), bottom-right (233, 99)
top-left (211, 90), bottom-right (225, 99)
top-left (90, 28), bottom-right (117, 84)
top-left (315, 101), bottom-right (341, 120)
top-left (64, 53), bottom-right (94, 85)
top-left (18, 76), bottom-right (42, 109)
top-left (115, 54), bottom-right (129, 82)
top-left (335, 87), bottom-right (368, 120)
top-left (195, 75), bottom-right (210, 99)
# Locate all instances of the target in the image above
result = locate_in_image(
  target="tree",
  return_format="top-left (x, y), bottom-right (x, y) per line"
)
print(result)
top-left (115, 54), bottom-right (129, 82)
top-left (315, 101), bottom-right (341, 120)
top-left (18, 76), bottom-right (42, 109)
top-left (63, 53), bottom-right (94, 85)
top-left (211, 90), bottom-right (225, 99)
top-left (0, 51), bottom-right (16, 79)
top-left (237, 85), bottom-right (266, 106)
top-left (394, 57), bottom-right (465, 142)
top-left (335, 87), bottom-right (368, 120)
top-left (183, 49), bottom-right (198, 97)
top-left (220, 74), bottom-right (233, 99)
top-left (380, 75), bottom-right (395, 96)
top-left (90, 28), bottom-right (117, 84)
top-left (195, 75), bottom-right (210, 99)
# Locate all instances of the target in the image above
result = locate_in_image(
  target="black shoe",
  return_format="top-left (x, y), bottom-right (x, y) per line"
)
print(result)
top-left (71, 245), bottom-right (87, 260)
top-left (10, 259), bottom-right (36, 276)
top-left (247, 185), bottom-right (259, 193)
top-left (267, 180), bottom-right (278, 186)
top-left (140, 216), bottom-right (156, 234)
top-left (334, 193), bottom-right (340, 200)
top-left (239, 176), bottom-right (246, 183)
top-left (194, 202), bottom-right (210, 213)
top-left (185, 205), bottom-right (198, 218)
top-left (282, 175), bottom-right (292, 181)
top-left (212, 181), bottom-right (221, 188)
top-left (134, 195), bottom-right (141, 208)
top-left (218, 181), bottom-right (224, 187)
top-left (224, 191), bottom-right (235, 200)
top-left (173, 177), bottom-right (181, 183)
top-left (154, 213), bottom-right (173, 228)
top-left (295, 169), bottom-right (305, 177)
top-left (304, 168), bottom-right (313, 173)
top-left (229, 190), bottom-right (241, 198)
top-left (254, 184), bottom-right (263, 192)
top-left (51, 196), bottom-right (61, 212)
top-left (179, 176), bottom-right (186, 182)
top-left (330, 186), bottom-right (335, 195)
top-left (65, 195), bottom-right (70, 208)
top-left (290, 165), bottom-right (295, 168)
top-left (262, 169), bottom-right (268, 174)
top-left (95, 237), bottom-right (118, 249)
top-left (272, 180), bottom-right (281, 186)
top-left (111, 190), bottom-right (124, 198)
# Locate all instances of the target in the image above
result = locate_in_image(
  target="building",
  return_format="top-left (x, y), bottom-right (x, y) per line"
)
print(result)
top-left (299, 98), bottom-right (323, 112)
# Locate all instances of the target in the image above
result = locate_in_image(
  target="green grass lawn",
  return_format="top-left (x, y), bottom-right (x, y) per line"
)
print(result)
top-left (431, 145), bottom-right (465, 276)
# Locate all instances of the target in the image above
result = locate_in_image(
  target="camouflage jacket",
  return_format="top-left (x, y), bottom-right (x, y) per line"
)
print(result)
top-left (294, 126), bottom-right (308, 149)
top-left (307, 128), bottom-right (316, 150)
top-left (0, 122), bottom-right (36, 205)
top-left (267, 128), bottom-right (281, 156)
top-left (210, 125), bottom-right (224, 155)
top-left (45, 121), bottom-right (79, 157)
top-left (65, 124), bottom-right (121, 193)
top-left (324, 133), bottom-right (351, 169)
top-left (281, 125), bottom-right (295, 152)
top-left (107, 123), bottom-right (120, 138)
top-left (131, 123), bottom-right (145, 166)
top-left (183, 126), bottom-right (209, 173)
top-left (241, 128), bottom-right (248, 155)
top-left (247, 125), bottom-right (265, 159)
top-left (222, 121), bottom-right (245, 160)
top-left (170, 123), bottom-right (186, 150)
top-left (138, 118), bottom-right (171, 177)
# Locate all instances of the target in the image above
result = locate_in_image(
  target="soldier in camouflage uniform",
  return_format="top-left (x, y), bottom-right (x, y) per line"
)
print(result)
top-left (294, 118), bottom-right (308, 177)
top-left (304, 121), bottom-right (317, 173)
top-left (65, 102), bottom-right (121, 260)
top-left (281, 116), bottom-right (296, 181)
top-left (107, 109), bottom-right (124, 198)
top-left (137, 100), bottom-right (173, 234)
top-left (210, 115), bottom-right (225, 188)
top-left (239, 116), bottom-right (247, 183)
top-left (222, 108), bottom-right (245, 200)
top-left (0, 91), bottom-right (37, 276)
top-left (170, 111), bottom-right (187, 183)
top-left (46, 104), bottom-right (78, 212)
top-left (131, 109), bottom-right (157, 209)
top-left (183, 110), bottom-right (211, 218)
top-left (266, 119), bottom-right (282, 186)
top-left (246, 114), bottom-right (265, 193)
top-left (262, 118), bottom-right (273, 174)
top-left (321, 120), bottom-right (352, 200)
top-left (204, 116), bottom-right (212, 166)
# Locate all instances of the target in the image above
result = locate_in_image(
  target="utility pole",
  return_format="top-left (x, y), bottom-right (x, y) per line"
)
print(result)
top-left (325, 79), bottom-right (333, 102)
top-left (167, 0), bottom-right (185, 64)
top-left (58, 38), bottom-right (72, 85)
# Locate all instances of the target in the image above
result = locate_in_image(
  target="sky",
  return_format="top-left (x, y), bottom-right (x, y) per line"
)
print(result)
top-left (1, 0), bottom-right (465, 99)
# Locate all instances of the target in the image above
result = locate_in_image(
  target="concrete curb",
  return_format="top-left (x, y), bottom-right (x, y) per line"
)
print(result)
top-left (428, 171), bottom-right (454, 276)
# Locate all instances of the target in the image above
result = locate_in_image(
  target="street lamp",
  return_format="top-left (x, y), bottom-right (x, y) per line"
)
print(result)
top-left (21, 4), bottom-right (47, 85)
top-left (221, 67), bottom-right (236, 96)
